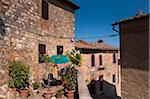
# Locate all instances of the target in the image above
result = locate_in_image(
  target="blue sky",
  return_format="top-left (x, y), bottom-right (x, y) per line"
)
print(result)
top-left (73, 0), bottom-right (149, 47)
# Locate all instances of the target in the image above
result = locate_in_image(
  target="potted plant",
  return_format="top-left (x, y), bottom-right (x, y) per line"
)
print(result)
top-left (55, 88), bottom-right (64, 98)
top-left (9, 61), bottom-right (29, 97)
top-left (8, 61), bottom-right (16, 90)
top-left (63, 67), bottom-right (77, 99)
top-left (41, 54), bottom-right (54, 99)
top-left (8, 78), bottom-right (16, 92)
top-left (32, 82), bottom-right (40, 95)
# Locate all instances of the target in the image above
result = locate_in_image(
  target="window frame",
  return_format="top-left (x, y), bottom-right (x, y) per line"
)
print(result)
top-left (57, 45), bottom-right (63, 55)
top-left (113, 53), bottom-right (116, 64)
top-left (99, 75), bottom-right (104, 91)
top-left (42, 0), bottom-right (49, 20)
top-left (91, 54), bottom-right (95, 67)
top-left (112, 74), bottom-right (116, 83)
top-left (99, 54), bottom-right (102, 65)
top-left (39, 44), bottom-right (46, 63)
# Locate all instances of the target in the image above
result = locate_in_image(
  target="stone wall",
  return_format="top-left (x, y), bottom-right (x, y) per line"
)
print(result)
top-left (0, 0), bottom-right (75, 98)
top-left (120, 16), bottom-right (149, 69)
top-left (120, 15), bottom-right (149, 99)
top-left (80, 51), bottom-right (121, 97)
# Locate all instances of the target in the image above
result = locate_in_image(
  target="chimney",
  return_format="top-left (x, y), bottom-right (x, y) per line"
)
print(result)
top-left (136, 9), bottom-right (143, 16)
top-left (97, 39), bottom-right (104, 43)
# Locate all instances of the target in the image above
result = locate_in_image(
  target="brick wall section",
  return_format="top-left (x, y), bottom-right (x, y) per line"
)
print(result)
top-left (0, 0), bottom-right (75, 86)
top-left (80, 51), bottom-right (121, 97)
top-left (119, 15), bottom-right (149, 99)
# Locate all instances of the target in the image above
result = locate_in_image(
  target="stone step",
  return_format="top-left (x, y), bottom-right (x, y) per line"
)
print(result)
top-left (77, 70), bottom-right (92, 99)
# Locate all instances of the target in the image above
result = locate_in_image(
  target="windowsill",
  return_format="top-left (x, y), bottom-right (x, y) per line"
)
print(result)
top-left (42, 17), bottom-right (49, 21)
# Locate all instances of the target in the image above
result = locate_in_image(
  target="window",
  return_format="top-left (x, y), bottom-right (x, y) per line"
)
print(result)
top-left (39, 44), bottom-right (46, 63)
top-left (99, 75), bottom-right (103, 91)
top-left (112, 74), bottom-right (116, 83)
top-left (118, 59), bottom-right (120, 65)
top-left (91, 54), bottom-right (95, 67)
top-left (57, 46), bottom-right (63, 55)
top-left (99, 55), bottom-right (102, 65)
top-left (42, 0), bottom-right (49, 20)
top-left (113, 53), bottom-right (116, 63)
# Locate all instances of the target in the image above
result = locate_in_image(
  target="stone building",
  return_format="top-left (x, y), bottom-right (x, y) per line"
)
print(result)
top-left (0, 0), bottom-right (79, 98)
top-left (112, 12), bottom-right (149, 99)
top-left (75, 40), bottom-right (121, 98)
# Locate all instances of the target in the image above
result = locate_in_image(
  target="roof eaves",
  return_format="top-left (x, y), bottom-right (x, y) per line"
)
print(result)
top-left (75, 41), bottom-right (119, 51)
top-left (66, 0), bottom-right (80, 10)
top-left (112, 13), bottom-right (149, 25)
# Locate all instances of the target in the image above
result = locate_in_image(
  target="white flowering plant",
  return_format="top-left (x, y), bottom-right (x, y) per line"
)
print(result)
top-left (64, 47), bottom-right (82, 67)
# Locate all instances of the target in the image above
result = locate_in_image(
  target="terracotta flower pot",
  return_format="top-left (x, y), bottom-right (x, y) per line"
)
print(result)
top-left (19, 89), bottom-right (29, 97)
top-left (56, 93), bottom-right (63, 98)
top-left (43, 88), bottom-right (53, 99)
top-left (65, 89), bottom-right (75, 99)
top-left (9, 88), bottom-right (16, 98)
top-left (9, 88), bottom-right (16, 92)
top-left (33, 89), bottom-right (39, 96)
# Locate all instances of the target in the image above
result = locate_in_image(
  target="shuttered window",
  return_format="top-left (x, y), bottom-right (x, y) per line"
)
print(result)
top-left (91, 54), bottom-right (95, 67)
top-left (39, 44), bottom-right (46, 63)
top-left (99, 55), bottom-right (102, 65)
top-left (42, 0), bottom-right (49, 20)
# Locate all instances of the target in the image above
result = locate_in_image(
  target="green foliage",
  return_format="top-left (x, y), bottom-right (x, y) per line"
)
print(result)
top-left (40, 54), bottom-right (49, 63)
top-left (40, 54), bottom-right (54, 71)
top-left (8, 61), bottom-right (29, 90)
top-left (32, 82), bottom-right (40, 90)
top-left (63, 67), bottom-right (77, 91)
top-left (8, 78), bottom-right (15, 88)
top-left (64, 48), bottom-right (82, 67)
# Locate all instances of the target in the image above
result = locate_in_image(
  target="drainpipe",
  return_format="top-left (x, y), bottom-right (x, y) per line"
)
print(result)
top-left (112, 24), bottom-right (122, 83)
top-left (92, 48), bottom-right (94, 55)
top-left (112, 25), bottom-right (120, 33)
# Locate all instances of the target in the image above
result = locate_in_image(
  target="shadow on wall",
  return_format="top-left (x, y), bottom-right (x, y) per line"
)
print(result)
top-left (0, 17), bottom-right (6, 39)
top-left (88, 79), bottom-right (121, 99)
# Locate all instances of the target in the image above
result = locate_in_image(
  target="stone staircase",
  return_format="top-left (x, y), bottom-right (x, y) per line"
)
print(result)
top-left (77, 69), bottom-right (92, 99)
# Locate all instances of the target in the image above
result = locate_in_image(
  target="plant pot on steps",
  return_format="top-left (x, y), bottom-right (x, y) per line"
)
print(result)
top-left (19, 89), bottom-right (29, 97)
top-left (9, 88), bottom-right (16, 92)
top-left (65, 89), bottom-right (75, 99)
top-left (9, 88), bottom-right (16, 99)
top-left (32, 89), bottom-right (39, 96)
top-left (56, 94), bottom-right (63, 98)
top-left (43, 88), bottom-right (53, 99)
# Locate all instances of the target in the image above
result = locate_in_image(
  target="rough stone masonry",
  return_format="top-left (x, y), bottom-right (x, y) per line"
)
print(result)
top-left (0, 0), bottom-right (78, 98)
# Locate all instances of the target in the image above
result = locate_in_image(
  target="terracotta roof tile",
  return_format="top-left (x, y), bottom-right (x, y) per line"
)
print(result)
top-left (75, 40), bottom-right (119, 51)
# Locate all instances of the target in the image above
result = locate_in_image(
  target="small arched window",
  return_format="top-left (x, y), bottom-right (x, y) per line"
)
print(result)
top-left (112, 74), bottom-right (116, 83)
top-left (99, 55), bottom-right (102, 65)
top-left (91, 54), bottom-right (95, 67)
